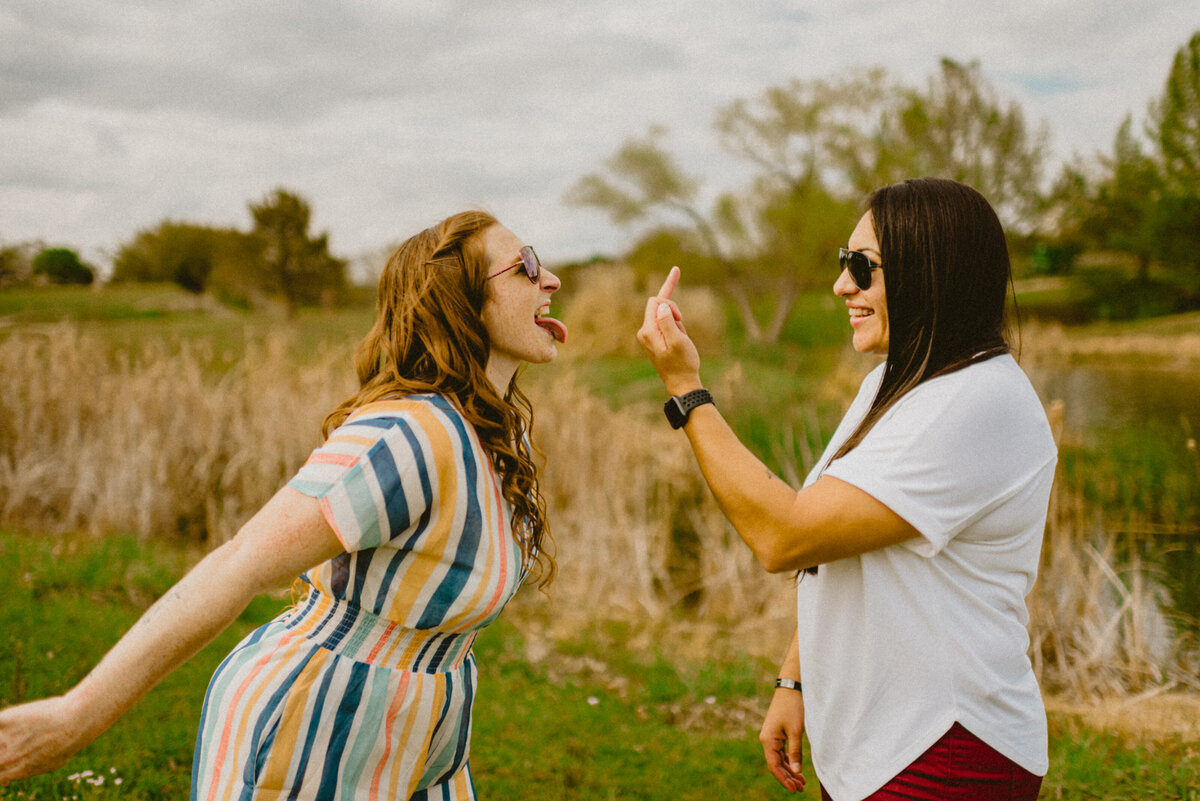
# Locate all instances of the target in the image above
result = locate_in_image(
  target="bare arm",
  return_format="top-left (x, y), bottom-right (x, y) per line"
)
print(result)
top-left (0, 486), bottom-right (344, 782)
top-left (636, 267), bottom-right (919, 573)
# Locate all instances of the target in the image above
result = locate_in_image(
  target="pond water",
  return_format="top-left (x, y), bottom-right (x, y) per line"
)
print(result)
top-left (1026, 362), bottom-right (1200, 623)
top-left (1028, 363), bottom-right (1200, 435)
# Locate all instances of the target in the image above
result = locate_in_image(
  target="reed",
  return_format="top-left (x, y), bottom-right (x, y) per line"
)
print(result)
top-left (0, 325), bottom-right (354, 543)
top-left (1, 322), bottom-right (1195, 699)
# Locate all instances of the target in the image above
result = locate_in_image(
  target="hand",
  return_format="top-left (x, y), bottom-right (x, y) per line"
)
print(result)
top-left (759, 687), bottom-right (807, 793)
top-left (0, 695), bottom-right (92, 783)
top-left (636, 266), bottom-right (702, 396)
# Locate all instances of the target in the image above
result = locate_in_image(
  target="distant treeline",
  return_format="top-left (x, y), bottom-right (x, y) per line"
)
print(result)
top-left (3, 34), bottom-right (1199, 328)
top-left (0, 188), bottom-right (352, 316)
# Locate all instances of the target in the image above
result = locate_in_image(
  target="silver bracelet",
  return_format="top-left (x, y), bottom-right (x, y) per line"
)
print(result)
top-left (775, 677), bottom-right (802, 692)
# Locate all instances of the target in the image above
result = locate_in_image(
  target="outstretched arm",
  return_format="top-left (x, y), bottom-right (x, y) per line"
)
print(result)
top-left (0, 487), bottom-right (344, 782)
top-left (636, 268), bottom-right (919, 572)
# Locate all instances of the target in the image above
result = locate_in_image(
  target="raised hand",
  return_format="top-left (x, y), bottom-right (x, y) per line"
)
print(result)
top-left (636, 266), bottom-right (701, 396)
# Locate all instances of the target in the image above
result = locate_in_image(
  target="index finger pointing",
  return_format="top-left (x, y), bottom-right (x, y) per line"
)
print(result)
top-left (656, 266), bottom-right (680, 300)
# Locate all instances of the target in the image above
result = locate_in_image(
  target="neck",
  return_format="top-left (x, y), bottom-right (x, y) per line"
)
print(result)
top-left (485, 355), bottom-right (518, 396)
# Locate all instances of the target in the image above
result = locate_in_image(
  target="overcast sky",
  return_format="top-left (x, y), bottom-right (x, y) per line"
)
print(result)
top-left (2, 1), bottom-right (1198, 274)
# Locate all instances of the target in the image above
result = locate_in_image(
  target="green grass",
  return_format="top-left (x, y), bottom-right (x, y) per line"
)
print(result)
top-left (1, 531), bottom-right (1197, 800)
top-left (0, 283), bottom-right (373, 366)
top-left (0, 532), bottom-right (286, 799)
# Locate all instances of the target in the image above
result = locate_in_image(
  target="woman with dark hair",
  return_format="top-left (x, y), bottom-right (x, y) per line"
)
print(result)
top-left (638, 178), bottom-right (1054, 800)
top-left (0, 211), bottom-right (567, 800)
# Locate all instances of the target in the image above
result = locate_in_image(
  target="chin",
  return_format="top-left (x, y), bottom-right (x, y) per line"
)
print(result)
top-left (527, 345), bottom-right (558, 364)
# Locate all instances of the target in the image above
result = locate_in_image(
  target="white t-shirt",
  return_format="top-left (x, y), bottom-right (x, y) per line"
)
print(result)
top-left (797, 354), bottom-right (1056, 801)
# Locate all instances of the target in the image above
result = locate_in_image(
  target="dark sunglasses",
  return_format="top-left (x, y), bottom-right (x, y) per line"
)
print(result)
top-left (487, 245), bottom-right (541, 283)
top-left (838, 248), bottom-right (882, 290)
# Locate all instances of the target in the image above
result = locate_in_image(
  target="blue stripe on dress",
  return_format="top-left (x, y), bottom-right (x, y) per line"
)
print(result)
top-left (242, 647), bottom-right (325, 791)
top-left (191, 620), bottom-right (280, 799)
top-left (367, 433), bottom-right (411, 543)
top-left (374, 417), bottom-right (435, 615)
top-left (351, 549), bottom-right (373, 601)
top-left (447, 667), bottom-right (474, 783)
top-left (315, 661), bottom-right (369, 799)
top-left (415, 407), bottom-right (482, 630)
top-left (338, 668), bottom-right (393, 797)
top-left (286, 662), bottom-right (341, 798)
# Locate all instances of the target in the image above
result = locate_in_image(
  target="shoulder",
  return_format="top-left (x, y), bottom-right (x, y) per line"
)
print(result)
top-left (340, 393), bottom-right (464, 433)
top-left (924, 355), bottom-right (1042, 418)
top-left (324, 394), bottom-right (476, 458)
top-left (884, 355), bottom-right (1054, 454)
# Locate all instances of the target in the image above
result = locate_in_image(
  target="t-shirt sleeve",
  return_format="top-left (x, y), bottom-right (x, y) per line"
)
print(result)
top-left (822, 371), bottom-right (1055, 556)
top-left (288, 414), bottom-right (437, 552)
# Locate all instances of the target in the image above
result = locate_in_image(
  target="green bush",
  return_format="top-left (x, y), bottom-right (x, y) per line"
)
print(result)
top-left (31, 248), bottom-right (93, 285)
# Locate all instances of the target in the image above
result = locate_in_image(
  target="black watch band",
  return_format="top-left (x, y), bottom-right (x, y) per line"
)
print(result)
top-left (663, 389), bottom-right (714, 429)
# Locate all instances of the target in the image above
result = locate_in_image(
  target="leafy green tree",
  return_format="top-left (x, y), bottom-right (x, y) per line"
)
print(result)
top-left (571, 60), bottom-right (1048, 340)
top-left (1052, 118), bottom-right (1161, 281)
top-left (1151, 31), bottom-right (1200, 196)
top-left (624, 227), bottom-right (724, 288)
top-left (874, 59), bottom-right (1049, 230)
top-left (566, 128), bottom-right (833, 343)
top-left (0, 241), bottom-right (37, 288)
top-left (714, 68), bottom-right (894, 195)
top-left (248, 189), bottom-right (347, 315)
top-left (1148, 31), bottom-right (1200, 283)
top-left (112, 222), bottom-right (249, 293)
top-left (32, 248), bottom-right (93, 285)
top-left (715, 61), bottom-right (1047, 230)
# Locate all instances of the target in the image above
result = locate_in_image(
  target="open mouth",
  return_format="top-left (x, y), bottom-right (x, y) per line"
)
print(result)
top-left (535, 311), bottom-right (568, 343)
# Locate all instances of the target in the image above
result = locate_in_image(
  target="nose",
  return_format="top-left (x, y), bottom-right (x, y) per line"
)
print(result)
top-left (540, 266), bottom-right (561, 293)
top-left (833, 266), bottom-right (857, 297)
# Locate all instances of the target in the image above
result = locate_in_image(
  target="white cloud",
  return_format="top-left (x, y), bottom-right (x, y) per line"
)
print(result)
top-left (1, 0), bottom-right (1198, 269)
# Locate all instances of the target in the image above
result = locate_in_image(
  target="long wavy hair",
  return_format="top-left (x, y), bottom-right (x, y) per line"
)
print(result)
top-left (322, 210), bottom-right (556, 587)
top-left (832, 177), bottom-right (1013, 462)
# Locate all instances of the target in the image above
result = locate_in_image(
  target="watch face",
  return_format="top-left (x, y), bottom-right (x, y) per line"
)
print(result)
top-left (664, 397), bottom-right (688, 429)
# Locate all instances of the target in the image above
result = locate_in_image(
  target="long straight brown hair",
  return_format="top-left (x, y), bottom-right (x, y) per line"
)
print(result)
top-left (832, 178), bottom-right (1012, 462)
top-left (323, 211), bottom-right (556, 587)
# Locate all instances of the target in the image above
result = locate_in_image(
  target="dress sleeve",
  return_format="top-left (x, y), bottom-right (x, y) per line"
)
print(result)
top-left (288, 413), bottom-right (437, 552)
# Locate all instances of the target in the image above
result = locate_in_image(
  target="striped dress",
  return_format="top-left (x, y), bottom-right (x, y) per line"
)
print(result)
top-left (191, 394), bottom-right (530, 800)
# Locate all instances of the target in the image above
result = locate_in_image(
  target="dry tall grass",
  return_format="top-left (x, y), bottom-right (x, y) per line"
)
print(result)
top-left (1, 322), bottom-right (1195, 700)
top-left (0, 325), bottom-right (354, 543)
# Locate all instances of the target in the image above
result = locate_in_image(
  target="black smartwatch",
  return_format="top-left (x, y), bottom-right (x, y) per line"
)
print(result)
top-left (663, 389), bottom-right (714, 429)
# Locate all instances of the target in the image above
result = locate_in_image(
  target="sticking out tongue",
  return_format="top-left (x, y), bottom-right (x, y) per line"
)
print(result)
top-left (535, 316), bottom-right (568, 344)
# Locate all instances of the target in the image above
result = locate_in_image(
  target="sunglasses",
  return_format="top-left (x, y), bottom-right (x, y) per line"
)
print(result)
top-left (838, 248), bottom-right (882, 290)
top-left (487, 245), bottom-right (541, 283)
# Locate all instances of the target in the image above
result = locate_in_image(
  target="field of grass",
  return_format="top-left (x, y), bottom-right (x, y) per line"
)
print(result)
top-left (2, 281), bottom-right (1199, 797)
top-left (1, 532), bottom-right (1197, 800)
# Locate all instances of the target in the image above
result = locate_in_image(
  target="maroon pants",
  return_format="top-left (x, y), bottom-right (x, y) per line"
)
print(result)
top-left (820, 723), bottom-right (1043, 801)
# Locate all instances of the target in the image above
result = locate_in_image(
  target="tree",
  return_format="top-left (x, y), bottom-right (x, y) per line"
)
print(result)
top-left (570, 60), bottom-right (1050, 340)
top-left (715, 61), bottom-right (1048, 230)
top-left (873, 59), bottom-right (1049, 230)
top-left (248, 189), bottom-right (347, 315)
top-left (566, 128), bottom-right (829, 343)
top-left (32, 248), bottom-right (93, 285)
top-left (714, 68), bottom-right (894, 195)
top-left (112, 222), bottom-right (249, 293)
top-left (1151, 31), bottom-right (1200, 196)
top-left (0, 241), bottom-right (37, 288)
top-left (1052, 117), bottom-right (1161, 281)
top-left (1148, 31), bottom-right (1200, 282)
